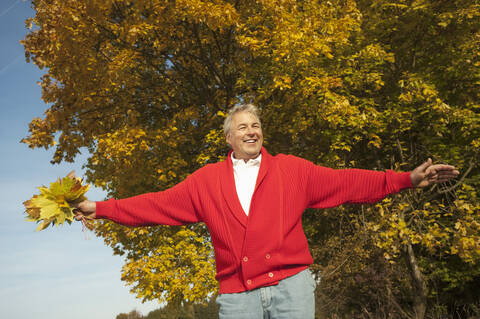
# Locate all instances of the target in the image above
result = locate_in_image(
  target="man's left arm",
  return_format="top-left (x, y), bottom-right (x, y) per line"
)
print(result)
top-left (303, 158), bottom-right (459, 209)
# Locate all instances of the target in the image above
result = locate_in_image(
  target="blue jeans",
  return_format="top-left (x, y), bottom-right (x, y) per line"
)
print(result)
top-left (216, 269), bottom-right (316, 319)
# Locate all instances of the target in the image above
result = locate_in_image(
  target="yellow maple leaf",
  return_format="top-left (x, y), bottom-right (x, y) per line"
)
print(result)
top-left (23, 171), bottom-right (91, 231)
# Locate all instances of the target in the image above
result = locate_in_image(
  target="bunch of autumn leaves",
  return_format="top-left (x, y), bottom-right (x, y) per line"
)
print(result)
top-left (23, 171), bottom-right (92, 231)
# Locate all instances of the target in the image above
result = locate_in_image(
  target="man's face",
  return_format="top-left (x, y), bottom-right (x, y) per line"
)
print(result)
top-left (226, 111), bottom-right (263, 161)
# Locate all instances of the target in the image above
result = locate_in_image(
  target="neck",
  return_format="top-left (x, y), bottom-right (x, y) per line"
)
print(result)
top-left (232, 152), bottom-right (261, 163)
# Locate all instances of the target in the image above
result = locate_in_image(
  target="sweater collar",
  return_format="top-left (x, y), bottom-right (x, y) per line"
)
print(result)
top-left (231, 152), bottom-right (262, 167)
top-left (222, 147), bottom-right (271, 227)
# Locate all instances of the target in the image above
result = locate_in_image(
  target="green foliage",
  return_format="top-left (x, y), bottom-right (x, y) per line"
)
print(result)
top-left (118, 297), bottom-right (219, 319)
top-left (116, 310), bottom-right (143, 319)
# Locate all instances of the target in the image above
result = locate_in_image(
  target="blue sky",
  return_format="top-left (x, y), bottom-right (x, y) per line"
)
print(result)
top-left (0, 1), bottom-right (160, 318)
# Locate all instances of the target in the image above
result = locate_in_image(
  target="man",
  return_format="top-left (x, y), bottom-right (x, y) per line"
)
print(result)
top-left (75, 104), bottom-right (459, 319)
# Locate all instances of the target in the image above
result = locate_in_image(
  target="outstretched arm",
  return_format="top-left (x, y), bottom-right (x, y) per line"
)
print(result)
top-left (410, 158), bottom-right (459, 188)
top-left (74, 176), bottom-right (200, 226)
top-left (303, 157), bottom-right (459, 209)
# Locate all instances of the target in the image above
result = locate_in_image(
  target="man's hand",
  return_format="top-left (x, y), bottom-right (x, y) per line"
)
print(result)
top-left (73, 200), bottom-right (96, 220)
top-left (410, 158), bottom-right (459, 188)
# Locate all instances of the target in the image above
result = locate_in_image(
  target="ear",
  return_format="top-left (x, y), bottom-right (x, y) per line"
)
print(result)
top-left (226, 133), bottom-right (231, 146)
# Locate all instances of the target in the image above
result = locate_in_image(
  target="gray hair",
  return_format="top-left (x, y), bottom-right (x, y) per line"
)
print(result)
top-left (223, 104), bottom-right (261, 136)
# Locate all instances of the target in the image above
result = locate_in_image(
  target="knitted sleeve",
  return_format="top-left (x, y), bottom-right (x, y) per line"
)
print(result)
top-left (303, 159), bottom-right (413, 209)
top-left (95, 175), bottom-right (200, 226)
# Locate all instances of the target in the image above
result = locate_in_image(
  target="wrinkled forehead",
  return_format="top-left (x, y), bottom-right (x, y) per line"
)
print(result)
top-left (232, 111), bottom-right (261, 125)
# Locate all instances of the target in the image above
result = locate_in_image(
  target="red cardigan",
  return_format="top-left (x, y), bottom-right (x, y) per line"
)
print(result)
top-left (96, 147), bottom-right (412, 294)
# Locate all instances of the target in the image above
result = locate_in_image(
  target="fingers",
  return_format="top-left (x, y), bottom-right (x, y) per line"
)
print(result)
top-left (72, 200), bottom-right (96, 220)
top-left (418, 158), bottom-right (433, 172)
top-left (74, 211), bottom-right (94, 221)
top-left (425, 163), bottom-right (459, 176)
top-left (438, 171), bottom-right (460, 182)
top-left (429, 164), bottom-right (457, 172)
top-left (430, 166), bottom-right (459, 178)
top-left (425, 170), bottom-right (459, 184)
top-left (72, 202), bottom-right (83, 221)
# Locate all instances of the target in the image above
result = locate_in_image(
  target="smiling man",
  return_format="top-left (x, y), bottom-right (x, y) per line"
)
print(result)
top-left (225, 105), bottom-right (263, 162)
top-left (75, 103), bottom-right (459, 319)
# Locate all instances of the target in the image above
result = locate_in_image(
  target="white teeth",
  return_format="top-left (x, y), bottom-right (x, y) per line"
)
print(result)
top-left (245, 139), bottom-right (256, 143)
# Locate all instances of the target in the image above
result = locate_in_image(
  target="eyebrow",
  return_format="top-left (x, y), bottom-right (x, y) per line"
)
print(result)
top-left (237, 121), bottom-right (260, 127)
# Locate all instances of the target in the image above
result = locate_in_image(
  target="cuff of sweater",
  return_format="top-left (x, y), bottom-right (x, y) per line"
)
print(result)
top-left (391, 171), bottom-right (413, 190)
top-left (95, 198), bottom-right (116, 220)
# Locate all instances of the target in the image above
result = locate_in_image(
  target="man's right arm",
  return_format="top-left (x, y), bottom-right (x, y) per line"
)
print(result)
top-left (74, 177), bottom-right (200, 227)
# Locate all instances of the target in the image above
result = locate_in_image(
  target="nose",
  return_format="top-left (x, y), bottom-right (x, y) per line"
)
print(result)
top-left (247, 128), bottom-right (257, 137)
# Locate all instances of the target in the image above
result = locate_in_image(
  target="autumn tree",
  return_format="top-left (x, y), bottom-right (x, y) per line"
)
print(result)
top-left (22, 0), bottom-right (480, 317)
top-left (304, 1), bottom-right (480, 318)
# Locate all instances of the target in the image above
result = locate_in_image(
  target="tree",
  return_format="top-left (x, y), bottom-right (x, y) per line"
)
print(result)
top-left (116, 309), bottom-right (144, 319)
top-left (126, 296), bottom-right (218, 319)
top-left (22, 0), bottom-right (480, 317)
top-left (304, 1), bottom-right (480, 318)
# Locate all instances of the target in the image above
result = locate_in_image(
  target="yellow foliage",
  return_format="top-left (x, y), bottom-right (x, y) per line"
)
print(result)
top-left (23, 171), bottom-right (90, 231)
top-left (21, 0), bottom-right (480, 309)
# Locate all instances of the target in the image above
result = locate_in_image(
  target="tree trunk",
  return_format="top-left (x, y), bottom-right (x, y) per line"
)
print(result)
top-left (404, 240), bottom-right (427, 319)
top-left (185, 302), bottom-right (196, 319)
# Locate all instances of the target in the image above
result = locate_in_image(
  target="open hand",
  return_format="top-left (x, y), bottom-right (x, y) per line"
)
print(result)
top-left (410, 159), bottom-right (459, 188)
